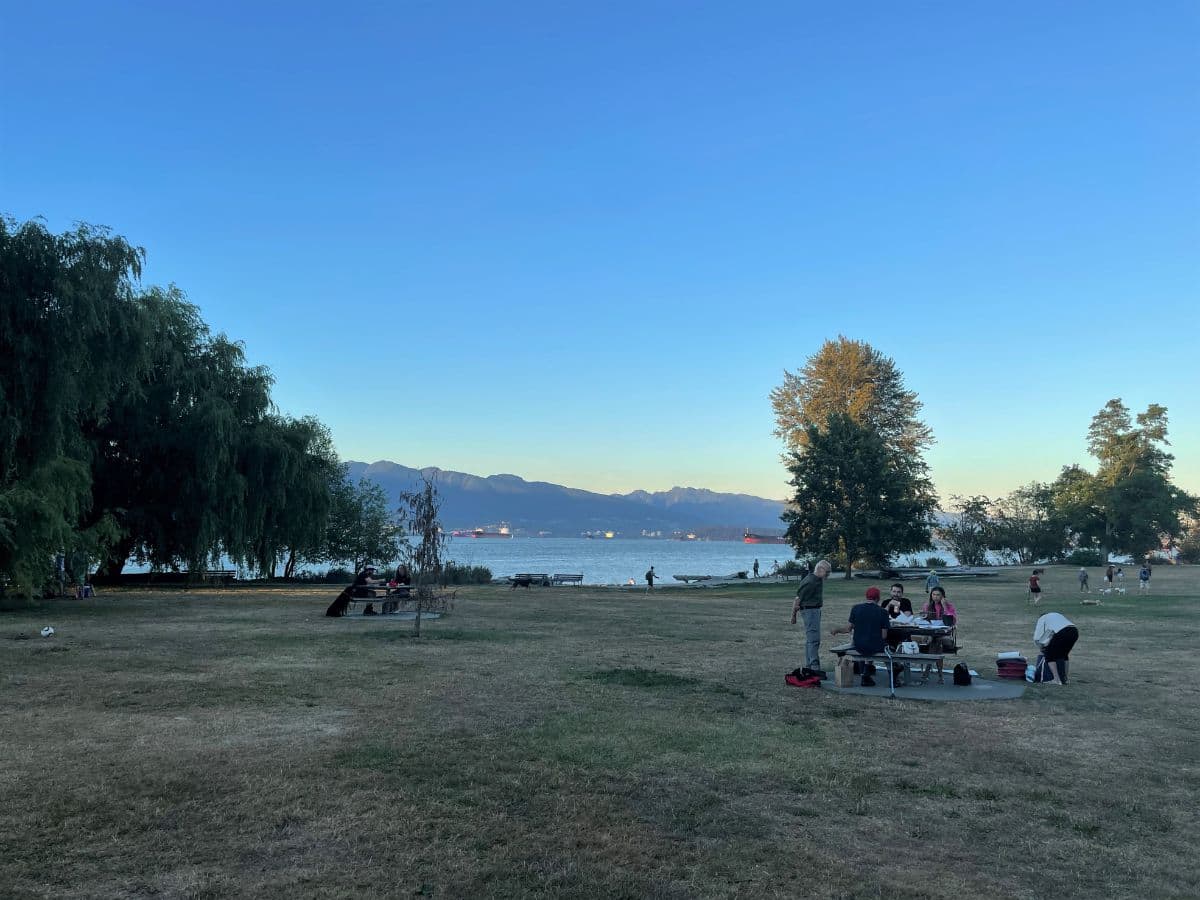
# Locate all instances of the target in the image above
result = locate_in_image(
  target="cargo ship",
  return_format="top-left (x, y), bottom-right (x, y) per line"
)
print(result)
top-left (451, 525), bottom-right (513, 539)
top-left (743, 531), bottom-right (787, 545)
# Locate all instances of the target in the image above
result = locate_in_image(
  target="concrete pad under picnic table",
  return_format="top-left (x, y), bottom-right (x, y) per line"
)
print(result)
top-left (821, 675), bottom-right (1026, 701)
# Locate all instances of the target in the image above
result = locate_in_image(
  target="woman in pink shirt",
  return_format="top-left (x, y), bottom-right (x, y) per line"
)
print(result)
top-left (922, 587), bottom-right (957, 625)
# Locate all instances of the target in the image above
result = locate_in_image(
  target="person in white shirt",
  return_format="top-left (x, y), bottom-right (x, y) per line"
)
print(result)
top-left (1033, 612), bottom-right (1079, 685)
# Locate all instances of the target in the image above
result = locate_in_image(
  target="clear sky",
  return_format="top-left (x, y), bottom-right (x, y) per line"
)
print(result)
top-left (3, 1), bottom-right (1197, 502)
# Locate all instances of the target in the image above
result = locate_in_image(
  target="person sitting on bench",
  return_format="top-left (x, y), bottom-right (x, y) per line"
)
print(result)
top-left (830, 587), bottom-right (891, 686)
top-left (883, 583), bottom-right (915, 619)
top-left (352, 564), bottom-right (380, 598)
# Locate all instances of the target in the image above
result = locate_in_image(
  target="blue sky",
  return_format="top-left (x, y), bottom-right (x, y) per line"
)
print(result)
top-left (3, 1), bottom-right (1197, 501)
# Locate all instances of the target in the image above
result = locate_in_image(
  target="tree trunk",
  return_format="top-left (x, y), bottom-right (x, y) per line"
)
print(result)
top-left (283, 549), bottom-right (297, 579)
top-left (98, 537), bottom-right (136, 577)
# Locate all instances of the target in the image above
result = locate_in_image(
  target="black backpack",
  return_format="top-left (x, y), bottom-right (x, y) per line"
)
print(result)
top-left (952, 663), bottom-right (971, 686)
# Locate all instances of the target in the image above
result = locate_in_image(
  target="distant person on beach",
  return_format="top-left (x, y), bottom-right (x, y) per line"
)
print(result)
top-left (790, 559), bottom-right (833, 675)
top-left (1078, 568), bottom-right (1089, 592)
top-left (753, 559), bottom-right (760, 578)
top-left (925, 570), bottom-right (940, 596)
top-left (645, 567), bottom-right (658, 590)
top-left (771, 560), bottom-right (781, 576)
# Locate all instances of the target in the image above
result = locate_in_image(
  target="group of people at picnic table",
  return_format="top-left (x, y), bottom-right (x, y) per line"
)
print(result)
top-left (789, 561), bottom-right (1079, 688)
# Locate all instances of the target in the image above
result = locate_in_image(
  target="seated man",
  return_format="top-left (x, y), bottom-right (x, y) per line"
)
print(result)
top-left (352, 564), bottom-right (380, 598)
top-left (882, 583), bottom-right (914, 618)
top-left (831, 587), bottom-right (891, 686)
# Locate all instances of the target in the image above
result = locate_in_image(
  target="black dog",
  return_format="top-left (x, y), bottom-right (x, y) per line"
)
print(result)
top-left (510, 576), bottom-right (533, 590)
top-left (325, 586), bottom-right (354, 617)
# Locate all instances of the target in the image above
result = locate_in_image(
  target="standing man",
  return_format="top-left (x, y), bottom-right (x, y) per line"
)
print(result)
top-left (1138, 563), bottom-right (1151, 593)
top-left (790, 559), bottom-right (833, 676)
top-left (753, 559), bottom-right (760, 578)
top-left (645, 566), bottom-right (658, 591)
top-left (1078, 568), bottom-right (1089, 593)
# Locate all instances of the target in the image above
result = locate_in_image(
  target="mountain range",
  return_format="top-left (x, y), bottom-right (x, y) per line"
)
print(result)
top-left (346, 461), bottom-right (787, 538)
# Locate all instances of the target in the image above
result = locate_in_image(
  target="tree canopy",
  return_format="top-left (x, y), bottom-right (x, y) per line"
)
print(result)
top-left (1054, 399), bottom-right (1195, 560)
top-left (1, 217), bottom-right (349, 594)
top-left (771, 336), bottom-right (933, 463)
top-left (781, 414), bottom-right (936, 578)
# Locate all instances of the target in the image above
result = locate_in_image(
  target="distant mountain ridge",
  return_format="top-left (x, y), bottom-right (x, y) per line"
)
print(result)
top-left (346, 461), bottom-right (787, 537)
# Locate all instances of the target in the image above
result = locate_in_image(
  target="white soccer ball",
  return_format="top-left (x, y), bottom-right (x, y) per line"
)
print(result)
top-left (40, 626), bottom-right (55, 638)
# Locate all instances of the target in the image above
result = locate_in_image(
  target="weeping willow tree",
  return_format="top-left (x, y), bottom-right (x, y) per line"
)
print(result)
top-left (399, 475), bottom-right (446, 637)
top-left (1, 218), bottom-right (148, 594)
top-left (2, 216), bottom-right (342, 595)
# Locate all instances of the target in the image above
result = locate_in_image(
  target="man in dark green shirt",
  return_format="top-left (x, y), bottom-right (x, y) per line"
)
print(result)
top-left (790, 559), bottom-right (832, 673)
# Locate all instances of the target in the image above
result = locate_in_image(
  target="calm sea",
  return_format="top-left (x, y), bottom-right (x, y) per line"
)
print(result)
top-left (441, 537), bottom-right (793, 585)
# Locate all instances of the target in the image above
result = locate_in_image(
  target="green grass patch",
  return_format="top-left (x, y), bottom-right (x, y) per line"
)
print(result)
top-left (2, 567), bottom-right (1199, 898)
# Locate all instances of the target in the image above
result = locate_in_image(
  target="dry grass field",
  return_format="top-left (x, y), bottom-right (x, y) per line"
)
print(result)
top-left (3, 565), bottom-right (1198, 899)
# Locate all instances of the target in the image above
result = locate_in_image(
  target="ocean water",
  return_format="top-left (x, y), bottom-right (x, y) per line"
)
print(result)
top-left (440, 536), bottom-right (793, 586)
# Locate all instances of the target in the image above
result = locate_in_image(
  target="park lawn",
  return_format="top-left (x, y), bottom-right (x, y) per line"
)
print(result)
top-left (2, 566), bottom-right (1197, 899)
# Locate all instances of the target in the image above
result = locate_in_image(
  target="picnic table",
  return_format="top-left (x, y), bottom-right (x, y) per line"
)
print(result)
top-left (832, 622), bottom-right (957, 692)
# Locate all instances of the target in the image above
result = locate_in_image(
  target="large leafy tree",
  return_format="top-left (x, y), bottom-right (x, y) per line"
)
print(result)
top-left (1053, 400), bottom-right (1195, 560)
top-left (3, 217), bottom-right (344, 592)
top-left (1, 218), bottom-right (151, 591)
top-left (771, 336), bottom-right (933, 463)
top-left (323, 476), bottom-right (404, 573)
top-left (991, 482), bottom-right (1067, 564)
top-left (938, 495), bottom-right (994, 567)
top-left (782, 414), bottom-right (936, 578)
top-left (84, 287), bottom-right (277, 575)
top-left (234, 416), bottom-right (342, 578)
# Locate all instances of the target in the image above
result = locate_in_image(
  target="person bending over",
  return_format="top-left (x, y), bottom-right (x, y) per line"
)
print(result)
top-left (1034, 612), bottom-right (1078, 685)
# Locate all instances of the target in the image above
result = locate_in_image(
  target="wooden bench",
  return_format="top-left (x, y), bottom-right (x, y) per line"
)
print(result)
top-left (552, 574), bottom-right (583, 586)
top-left (831, 643), bottom-right (948, 686)
top-left (509, 574), bottom-right (550, 588)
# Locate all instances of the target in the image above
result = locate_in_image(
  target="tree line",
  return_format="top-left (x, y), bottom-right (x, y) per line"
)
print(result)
top-left (1, 217), bottom-right (401, 596)
top-left (773, 337), bottom-right (1196, 576)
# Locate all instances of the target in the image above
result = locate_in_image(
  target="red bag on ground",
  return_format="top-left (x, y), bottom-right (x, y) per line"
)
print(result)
top-left (785, 673), bottom-right (821, 688)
